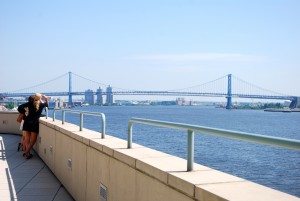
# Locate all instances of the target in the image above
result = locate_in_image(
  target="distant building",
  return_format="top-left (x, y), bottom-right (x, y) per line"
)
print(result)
top-left (96, 87), bottom-right (103, 105)
top-left (106, 85), bottom-right (113, 105)
top-left (176, 98), bottom-right (185, 106)
top-left (176, 97), bottom-right (192, 106)
top-left (283, 100), bottom-right (291, 107)
top-left (53, 98), bottom-right (64, 108)
top-left (85, 89), bottom-right (94, 105)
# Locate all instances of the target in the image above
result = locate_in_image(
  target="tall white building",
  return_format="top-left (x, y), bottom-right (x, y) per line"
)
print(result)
top-left (85, 89), bottom-right (94, 105)
top-left (106, 86), bottom-right (113, 105)
top-left (96, 87), bottom-right (103, 105)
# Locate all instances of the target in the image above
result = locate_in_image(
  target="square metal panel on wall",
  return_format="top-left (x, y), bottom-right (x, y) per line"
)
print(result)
top-left (100, 183), bottom-right (107, 201)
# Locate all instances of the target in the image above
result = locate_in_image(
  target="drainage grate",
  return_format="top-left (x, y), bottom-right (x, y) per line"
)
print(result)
top-left (100, 183), bottom-right (107, 201)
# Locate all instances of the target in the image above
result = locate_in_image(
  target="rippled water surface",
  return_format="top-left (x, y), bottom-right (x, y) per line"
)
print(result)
top-left (48, 106), bottom-right (300, 197)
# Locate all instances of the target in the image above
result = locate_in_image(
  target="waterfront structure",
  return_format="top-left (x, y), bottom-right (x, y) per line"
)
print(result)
top-left (96, 87), bottom-right (103, 105)
top-left (85, 89), bottom-right (94, 105)
top-left (106, 85), bottom-right (113, 105)
top-left (1, 111), bottom-right (299, 201)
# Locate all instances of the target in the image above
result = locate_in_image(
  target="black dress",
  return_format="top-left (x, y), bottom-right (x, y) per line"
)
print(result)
top-left (18, 101), bottom-right (48, 133)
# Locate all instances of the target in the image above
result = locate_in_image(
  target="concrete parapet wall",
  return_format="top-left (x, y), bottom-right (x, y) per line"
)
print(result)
top-left (36, 117), bottom-right (300, 201)
top-left (1, 111), bottom-right (299, 201)
top-left (0, 111), bottom-right (22, 135)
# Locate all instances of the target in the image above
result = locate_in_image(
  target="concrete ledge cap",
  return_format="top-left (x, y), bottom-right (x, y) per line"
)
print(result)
top-left (91, 137), bottom-right (127, 156)
top-left (113, 146), bottom-right (164, 168)
top-left (0, 111), bottom-right (18, 114)
top-left (74, 129), bottom-right (103, 145)
top-left (57, 125), bottom-right (81, 139)
top-left (40, 118), bottom-right (61, 128)
top-left (136, 156), bottom-right (197, 184)
top-left (89, 139), bottom-right (103, 152)
top-left (115, 146), bottom-right (172, 160)
top-left (72, 130), bottom-right (101, 145)
top-left (169, 169), bottom-right (243, 197)
top-left (195, 181), bottom-right (300, 201)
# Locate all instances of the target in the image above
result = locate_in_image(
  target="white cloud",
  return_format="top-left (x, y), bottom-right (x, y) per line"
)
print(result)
top-left (127, 53), bottom-right (269, 62)
top-left (161, 66), bottom-right (201, 73)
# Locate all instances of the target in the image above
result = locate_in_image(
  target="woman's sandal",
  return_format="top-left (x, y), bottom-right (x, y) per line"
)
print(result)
top-left (26, 154), bottom-right (33, 159)
top-left (17, 143), bottom-right (21, 152)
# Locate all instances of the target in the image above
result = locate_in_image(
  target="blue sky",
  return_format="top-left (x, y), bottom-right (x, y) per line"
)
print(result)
top-left (1, 1), bottom-right (299, 99)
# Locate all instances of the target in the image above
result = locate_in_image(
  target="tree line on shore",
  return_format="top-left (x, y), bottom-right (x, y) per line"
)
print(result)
top-left (235, 103), bottom-right (283, 110)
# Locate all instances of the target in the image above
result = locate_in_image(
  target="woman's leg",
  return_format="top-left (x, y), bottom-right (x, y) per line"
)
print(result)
top-left (21, 131), bottom-right (26, 151)
top-left (23, 131), bottom-right (31, 156)
top-left (25, 132), bottom-right (38, 158)
top-left (18, 132), bottom-right (24, 152)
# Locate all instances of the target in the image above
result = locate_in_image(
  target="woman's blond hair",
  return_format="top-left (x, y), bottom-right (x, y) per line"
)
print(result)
top-left (34, 93), bottom-right (42, 111)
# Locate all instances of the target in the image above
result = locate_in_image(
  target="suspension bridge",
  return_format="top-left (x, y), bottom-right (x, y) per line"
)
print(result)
top-left (0, 72), bottom-right (299, 109)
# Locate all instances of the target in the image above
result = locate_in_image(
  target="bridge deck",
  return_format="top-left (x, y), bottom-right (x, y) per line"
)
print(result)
top-left (0, 134), bottom-right (74, 201)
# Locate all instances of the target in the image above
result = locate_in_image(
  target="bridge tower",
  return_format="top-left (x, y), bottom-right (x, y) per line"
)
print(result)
top-left (226, 74), bottom-right (233, 109)
top-left (68, 72), bottom-right (72, 106)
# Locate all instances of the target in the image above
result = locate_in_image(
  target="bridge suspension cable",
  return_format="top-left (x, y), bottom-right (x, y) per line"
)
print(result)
top-left (167, 75), bottom-right (228, 95)
top-left (232, 75), bottom-right (289, 97)
top-left (72, 72), bottom-right (109, 88)
top-left (4, 72), bottom-right (69, 93)
top-left (71, 72), bottom-right (139, 92)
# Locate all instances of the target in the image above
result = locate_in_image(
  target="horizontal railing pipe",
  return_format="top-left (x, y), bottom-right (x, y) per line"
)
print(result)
top-left (52, 109), bottom-right (106, 138)
top-left (128, 117), bottom-right (300, 171)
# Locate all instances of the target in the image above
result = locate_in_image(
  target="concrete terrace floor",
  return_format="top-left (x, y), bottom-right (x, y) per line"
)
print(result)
top-left (0, 134), bottom-right (74, 201)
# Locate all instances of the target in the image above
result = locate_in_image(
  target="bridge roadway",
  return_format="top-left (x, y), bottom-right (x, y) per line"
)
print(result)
top-left (0, 91), bottom-right (297, 100)
top-left (1, 91), bottom-right (299, 108)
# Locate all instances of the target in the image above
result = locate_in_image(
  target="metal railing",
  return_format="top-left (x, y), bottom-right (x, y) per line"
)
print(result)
top-left (51, 109), bottom-right (106, 138)
top-left (45, 107), bottom-right (48, 119)
top-left (128, 117), bottom-right (300, 171)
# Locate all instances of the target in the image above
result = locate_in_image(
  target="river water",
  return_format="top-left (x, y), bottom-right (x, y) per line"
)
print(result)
top-left (48, 106), bottom-right (300, 197)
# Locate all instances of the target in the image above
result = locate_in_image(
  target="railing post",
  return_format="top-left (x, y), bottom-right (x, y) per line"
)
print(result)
top-left (62, 110), bottom-right (65, 124)
top-left (80, 113), bottom-right (83, 131)
top-left (101, 113), bottom-right (106, 139)
top-left (128, 121), bottom-right (133, 148)
top-left (53, 110), bottom-right (56, 121)
top-left (45, 107), bottom-right (48, 119)
top-left (187, 129), bottom-right (194, 171)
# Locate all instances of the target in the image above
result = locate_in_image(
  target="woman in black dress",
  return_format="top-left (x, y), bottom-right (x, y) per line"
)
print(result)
top-left (17, 95), bottom-right (34, 153)
top-left (18, 93), bottom-right (48, 159)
